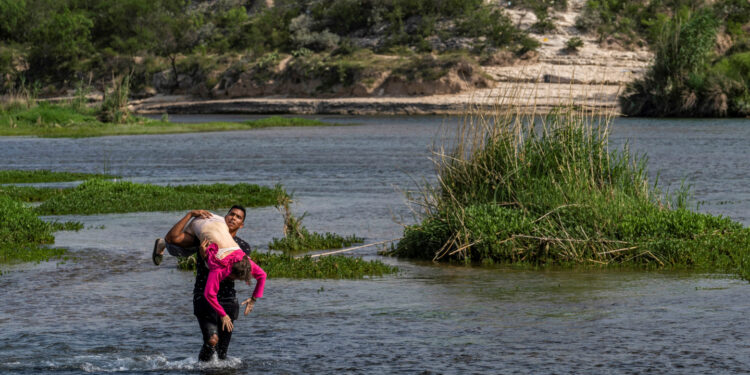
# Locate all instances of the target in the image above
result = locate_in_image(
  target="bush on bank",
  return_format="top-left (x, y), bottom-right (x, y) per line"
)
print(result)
top-left (620, 4), bottom-right (750, 117)
top-left (392, 105), bottom-right (750, 279)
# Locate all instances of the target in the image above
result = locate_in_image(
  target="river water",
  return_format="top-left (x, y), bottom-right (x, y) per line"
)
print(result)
top-left (0, 115), bottom-right (748, 374)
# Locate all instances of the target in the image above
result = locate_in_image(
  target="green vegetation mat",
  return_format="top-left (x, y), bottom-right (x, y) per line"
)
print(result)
top-left (35, 179), bottom-right (285, 215)
top-left (0, 185), bottom-right (68, 202)
top-left (269, 230), bottom-right (364, 253)
top-left (177, 252), bottom-right (397, 279)
top-left (0, 169), bottom-right (117, 183)
top-left (392, 106), bottom-right (750, 280)
top-left (0, 103), bottom-right (335, 138)
top-left (0, 195), bottom-right (73, 265)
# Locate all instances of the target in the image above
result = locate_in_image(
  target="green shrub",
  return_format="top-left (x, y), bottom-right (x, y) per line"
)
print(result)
top-left (565, 37), bottom-right (584, 52)
top-left (28, 8), bottom-right (93, 79)
top-left (620, 8), bottom-right (730, 117)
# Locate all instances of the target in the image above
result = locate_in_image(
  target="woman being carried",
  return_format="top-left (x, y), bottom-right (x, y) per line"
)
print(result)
top-left (187, 212), bottom-right (266, 332)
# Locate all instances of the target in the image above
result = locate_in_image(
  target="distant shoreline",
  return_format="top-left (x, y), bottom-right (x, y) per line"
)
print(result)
top-left (130, 83), bottom-right (623, 116)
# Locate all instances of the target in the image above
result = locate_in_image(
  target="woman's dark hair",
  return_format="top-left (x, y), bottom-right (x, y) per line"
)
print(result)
top-left (228, 205), bottom-right (246, 222)
top-left (230, 255), bottom-right (253, 283)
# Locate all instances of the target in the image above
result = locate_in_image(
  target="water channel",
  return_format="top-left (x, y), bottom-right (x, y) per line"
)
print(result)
top-left (0, 115), bottom-right (748, 374)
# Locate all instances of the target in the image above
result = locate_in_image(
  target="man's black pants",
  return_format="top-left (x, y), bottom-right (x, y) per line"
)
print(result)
top-left (194, 294), bottom-right (239, 361)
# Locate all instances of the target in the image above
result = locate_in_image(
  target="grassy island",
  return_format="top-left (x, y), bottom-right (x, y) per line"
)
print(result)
top-left (0, 169), bottom-right (117, 183)
top-left (392, 105), bottom-right (750, 279)
top-left (35, 179), bottom-right (285, 215)
top-left (178, 251), bottom-right (397, 279)
top-left (0, 101), bottom-right (334, 138)
top-left (0, 195), bottom-right (70, 265)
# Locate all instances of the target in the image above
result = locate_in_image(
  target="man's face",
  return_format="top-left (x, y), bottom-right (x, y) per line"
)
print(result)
top-left (225, 208), bottom-right (245, 232)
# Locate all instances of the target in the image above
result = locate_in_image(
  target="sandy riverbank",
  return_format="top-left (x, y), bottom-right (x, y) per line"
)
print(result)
top-left (131, 82), bottom-right (624, 116)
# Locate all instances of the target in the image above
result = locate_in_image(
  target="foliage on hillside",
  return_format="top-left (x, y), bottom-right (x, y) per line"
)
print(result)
top-left (0, 0), bottom-right (536, 95)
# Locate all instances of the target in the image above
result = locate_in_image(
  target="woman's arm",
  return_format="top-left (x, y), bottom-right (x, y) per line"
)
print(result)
top-left (204, 268), bottom-right (230, 318)
top-left (241, 260), bottom-right (267, 316)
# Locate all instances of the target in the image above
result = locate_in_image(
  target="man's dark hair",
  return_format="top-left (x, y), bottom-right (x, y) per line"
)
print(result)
top-left (228, 205), bottom-right (246, 222)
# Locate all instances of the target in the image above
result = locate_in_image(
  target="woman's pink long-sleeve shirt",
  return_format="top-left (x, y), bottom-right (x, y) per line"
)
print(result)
top-left (203, 244), bottom-right (266, 317)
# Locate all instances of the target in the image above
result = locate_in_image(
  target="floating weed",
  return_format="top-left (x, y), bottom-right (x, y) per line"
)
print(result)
top-left (49, 221), bottom-right (84, 232)
top-left (0, 169), bottom-right (118, 183)
top-left (0, 195), bottom-right (67, 265)
top-left (268, 193), bottom-right (364, 252)
top-left (0, 185), bottom-right (70, 202)
top-left (35, 179), bottom-right (285, 215)
top-left (175, 252), bottom-right (396, 279)
top-left (0, 102), bottom-right (343, 138)
top-left (269, 230), bottom-right (364, 253)
top-left (251, 252), bottom-right (397, 279)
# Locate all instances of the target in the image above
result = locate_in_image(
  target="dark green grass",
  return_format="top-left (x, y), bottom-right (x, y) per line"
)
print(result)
top-left (0, 195), bottom-right (69, 264)
top-left (0, 102), bottom-right (339, 138)
top-left (176, 251), bottom-right (398, 279)
top-left (269, 229), bottom-right (364, 253)
top-left (0, 185), bottom-right (69, 202)
top-left (393, 106), bottom-right (750, 280)
top-left (0, 169), bottom-right (117, 183)
top-left (35, 179), bottom-right (285, 215)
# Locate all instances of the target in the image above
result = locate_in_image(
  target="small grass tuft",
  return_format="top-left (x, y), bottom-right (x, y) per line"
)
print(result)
top-left (268, 193), bottom-right (364, 253)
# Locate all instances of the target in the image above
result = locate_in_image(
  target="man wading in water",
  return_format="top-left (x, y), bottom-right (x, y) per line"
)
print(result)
top-left (152, 205), bottom-right (264, 361)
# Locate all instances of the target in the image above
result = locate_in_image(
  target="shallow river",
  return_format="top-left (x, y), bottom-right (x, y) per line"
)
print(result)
top-left (0, 115), bottom-right (748, 374)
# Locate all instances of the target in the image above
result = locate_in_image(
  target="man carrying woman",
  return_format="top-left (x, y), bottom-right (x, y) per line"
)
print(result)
top-left (152, 205), bottom-right (266, 361)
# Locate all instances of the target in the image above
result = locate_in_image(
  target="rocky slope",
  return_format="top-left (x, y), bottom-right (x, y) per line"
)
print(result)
top-left (132, 0), bottom-right (652, 115)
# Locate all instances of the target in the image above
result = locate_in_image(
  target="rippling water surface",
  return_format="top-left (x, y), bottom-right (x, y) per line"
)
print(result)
top-left (0, 115), bottom-right (748, 374)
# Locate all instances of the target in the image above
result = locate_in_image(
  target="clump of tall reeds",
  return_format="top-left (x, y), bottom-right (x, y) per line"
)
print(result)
top-left (393, 92), bottom-right (750, 279)
top-left (269, 193), bottom-right (363, 253)
top-left (98, 75), bottom-right (131, 123)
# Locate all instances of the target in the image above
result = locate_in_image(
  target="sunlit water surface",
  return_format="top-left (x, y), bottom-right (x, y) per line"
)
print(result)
top-left (0, 115), bottom-right (748, 374)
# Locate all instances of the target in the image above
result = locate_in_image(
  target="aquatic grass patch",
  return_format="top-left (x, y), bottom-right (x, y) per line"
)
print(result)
top-left (0, 195), bottom-right (67, 264)
top-left (35, 179), bottom-right (286, 215)
top-left (0, 102), bottom-right (341, 137)
top-left (269, 230), bottom-right (364, 253)
top-left (268, 193), bottom-right (364, 253)
top-left (0, 169), bottom-right (117, 183)
top-left (0, 185), bottom-right (69, 202)
top-left (243, 116), bottom-right (331, 128)
top-left (175, 252), bottom-right (397, 279)
top-left (252, 252), bottom-right (396, 279)
top-left (392, 98), bottom-right (750, 279)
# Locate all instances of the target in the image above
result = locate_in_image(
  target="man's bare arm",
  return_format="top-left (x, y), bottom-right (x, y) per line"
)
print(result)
top-left (165, 210), bottom-right (211, 246)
